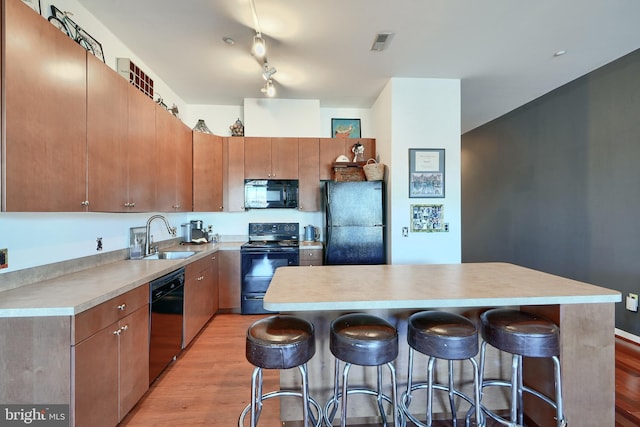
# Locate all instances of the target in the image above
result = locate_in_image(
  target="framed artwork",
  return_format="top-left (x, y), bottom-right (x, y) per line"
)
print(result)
top-left (409, 148), bottom-right (445, 198)
top-left (21, 0), bottom-right (41, 14)
top-left (331, 118), bottom-right (361, 138)
top-left (411, 204), bottom-right (445, 232)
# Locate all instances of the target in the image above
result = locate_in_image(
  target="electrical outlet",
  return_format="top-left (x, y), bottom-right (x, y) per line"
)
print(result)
top-left (0, 248), bottom-right (8, 269)
top-left (402, 227), bottom-right (408, 237)
top-left (626, 293), bottom-right (639, 312)
top-left (96, 237), bottom-right (103, 251)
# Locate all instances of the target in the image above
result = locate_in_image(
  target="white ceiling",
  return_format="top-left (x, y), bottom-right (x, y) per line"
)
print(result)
top-left (76, 0), bottom-right (640, 133)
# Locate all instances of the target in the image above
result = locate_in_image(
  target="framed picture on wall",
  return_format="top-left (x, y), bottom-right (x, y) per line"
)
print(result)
top-left (409, 148), bottom-right (445, 198)
top-left (411, 204), bottom-right (445, 232)
top-left (331, 118), bottom-right (361, 138)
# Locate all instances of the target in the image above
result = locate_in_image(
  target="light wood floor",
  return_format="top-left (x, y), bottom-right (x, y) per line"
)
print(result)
top-left (120, 314), bottom-right (640, 427)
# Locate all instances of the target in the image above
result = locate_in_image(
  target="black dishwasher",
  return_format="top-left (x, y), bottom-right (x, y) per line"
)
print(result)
top-left (149, 267), bottom-right (185, 384)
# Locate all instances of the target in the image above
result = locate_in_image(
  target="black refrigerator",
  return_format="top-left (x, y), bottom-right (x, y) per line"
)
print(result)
top-left (324, 181), bottom-right (386, 265)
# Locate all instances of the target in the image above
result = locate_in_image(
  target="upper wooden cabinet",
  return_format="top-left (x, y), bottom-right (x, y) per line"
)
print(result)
top-left (126, 86), bottom-right (157, 212)
top-left (87, 53), bottom-right (128, 212)
top-left (4, 0), bottom-right (87, 211)
top-left (155, 107), bottom-right (193, 212)
top-left (193, 132), bottom-right (224, 212)
top-left (244, 137), bottom-right (299, 179)
top-left (224, 137), bottom-right (245, 212)
top-left (319, 138), bottom-right (376, 180)
top-left (298, 138), bottom-right (320, 211)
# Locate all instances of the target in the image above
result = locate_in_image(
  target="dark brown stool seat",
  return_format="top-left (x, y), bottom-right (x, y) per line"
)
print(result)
top-left (239, 315), bottom-right (321, 427)
top-left (324, 313), bottom-right (403, 427)
top-left (401, 311), bottom-right (482, 427)
top-left (478, 309), bottom-right (566, 427)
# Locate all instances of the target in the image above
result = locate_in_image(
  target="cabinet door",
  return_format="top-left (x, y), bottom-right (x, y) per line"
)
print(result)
top-left (272, 137), bottom-right (299, 179)
top-left (319, 138), bottom-right (347, 180)
top-left (4, 0), bottom-right (87, 211)
top-left (244, 137), bottom-right (271, 178)
top-left (87, 53), bottom-right (128, 212)
top-left (175, 120), bottom-right (193, 212)
top-left (211, 253), bottom-right (220, 313)
top-left (155, 107), bottom-right (193, 212)
top-left (193, 133), bottom-right (223, 212)
top-left (118, 305), bottom-right (149, 420)
top-left (218, 250), bottom-right (241, 312)
top-left (224, 137), bottom-right (245, 212)
top-left (183, 257), bottom-right (215, 347)
top-left (74, 324), bottom-right (119, 427)
top-left (127, 86), bottom-right (156, 212)
top-left (298, 138), bottom-right (320, 211)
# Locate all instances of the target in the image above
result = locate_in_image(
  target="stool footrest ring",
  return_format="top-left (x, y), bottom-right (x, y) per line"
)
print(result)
top-left (401, 383), bottom-right (478, 427)
top-left (239, 391), bottom-right (323, 427)
top-left (324, 388), bottom-right (403, 427)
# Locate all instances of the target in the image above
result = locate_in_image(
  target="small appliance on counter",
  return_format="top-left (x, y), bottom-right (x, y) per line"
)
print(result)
top-left (304, 225), bottom-right (319, 242)
top-left (181, 220), bottom-right (208, 244)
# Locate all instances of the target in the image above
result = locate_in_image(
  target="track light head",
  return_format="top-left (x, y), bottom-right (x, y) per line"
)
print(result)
top-left (252, 33), bottom-right (266, 58)
top-left (261, 79), bottom-right (276, 97)
top-left (262, 63), bottom-right (277, 81)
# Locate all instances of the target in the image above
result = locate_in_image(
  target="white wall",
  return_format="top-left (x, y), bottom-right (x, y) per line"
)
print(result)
top-left (384, 78), bottom-right (462, 264)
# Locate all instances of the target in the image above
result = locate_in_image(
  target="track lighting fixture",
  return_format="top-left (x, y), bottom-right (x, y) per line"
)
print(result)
top-left (262, 62), bottom-right (277, 81)
top-left (261, 79), bottom-right (276, 97)
top-left (252, 33), bottom-right (266, 58)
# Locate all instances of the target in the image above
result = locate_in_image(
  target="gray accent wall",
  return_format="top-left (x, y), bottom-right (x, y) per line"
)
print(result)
top-left (461, 49), bottom-right (640, 335)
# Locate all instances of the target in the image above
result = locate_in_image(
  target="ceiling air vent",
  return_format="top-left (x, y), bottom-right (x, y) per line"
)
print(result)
top-left (370, 32), bottom-right (394, 52)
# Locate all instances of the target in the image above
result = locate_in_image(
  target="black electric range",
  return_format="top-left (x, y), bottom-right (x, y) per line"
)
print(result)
top-left (240, 223), bottom-right (300, 314)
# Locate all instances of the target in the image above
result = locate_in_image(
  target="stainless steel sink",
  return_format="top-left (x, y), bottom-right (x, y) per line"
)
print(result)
top-left (143, 251), bottom-right (197, 260)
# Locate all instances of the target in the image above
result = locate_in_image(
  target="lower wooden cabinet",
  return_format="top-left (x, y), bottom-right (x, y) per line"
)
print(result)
top-left (73, 286), bottom-right (149, 426)
top-left (183, 254), bottom-right (218, 347)
top-left (300, 248), bottom-right (323, 266)
top-left (218, 250), bottom-right (241, 312)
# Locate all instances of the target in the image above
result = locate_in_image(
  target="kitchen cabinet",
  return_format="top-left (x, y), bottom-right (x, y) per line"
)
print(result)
top-left (126, 85), bottom-right (157, 212)
top-left (319, 138), bottom-right (376, 180)
top-left (224, 137), bottom-right (245, 212)
top-left (73, 285), bottom-right (149, 426)
top-left (298, 138), bottom-right (321, 211)
top-left (155, 106), bottom-right (193, 212)
top-left (86, 52), bottom-right (128, 212)
top-left (193, 132), bottom-right (224, 212)
top-left (244, 137), bottom-right (299, 179)
top-left (183, 253), bottom-right (218, 347)
top-left (299, 248), bottom-right (323, 266)
top-left (218, 249), bottom-right (241, 312)
top-left (4, 0), bottom-right (87, 211)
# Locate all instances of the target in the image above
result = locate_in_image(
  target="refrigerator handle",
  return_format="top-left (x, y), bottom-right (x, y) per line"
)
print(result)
top-left (324, 185), bottom-right (332, 260)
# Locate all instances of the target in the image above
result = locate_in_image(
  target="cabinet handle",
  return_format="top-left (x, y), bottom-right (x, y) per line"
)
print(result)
top-left (113, 329), bottom-right (121, 336)
top-left (117, 304), bottom-right (126, 311)
top-left (121, 325), bottom-right (128, 332)
top-left (81, 200), bottom-right (89, 206)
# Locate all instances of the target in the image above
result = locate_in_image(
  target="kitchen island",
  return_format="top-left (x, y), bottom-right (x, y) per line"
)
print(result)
top-left (264, 262), bottom-right (621, 426)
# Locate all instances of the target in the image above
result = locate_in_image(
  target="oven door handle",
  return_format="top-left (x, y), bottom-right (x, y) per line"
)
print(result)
top-left (243, 295), bottom-right (264, 301)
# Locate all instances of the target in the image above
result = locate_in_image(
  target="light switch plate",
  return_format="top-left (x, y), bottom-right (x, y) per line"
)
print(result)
top-left (626, 293), bottom-right (639, 312)
top-left (0, 248), bottom-right (7, 269)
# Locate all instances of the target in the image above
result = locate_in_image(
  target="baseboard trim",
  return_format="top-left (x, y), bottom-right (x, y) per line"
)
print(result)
top-left (616, 328), bottom-right (640, 344)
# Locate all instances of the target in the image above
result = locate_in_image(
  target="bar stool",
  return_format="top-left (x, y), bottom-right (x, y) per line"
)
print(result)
top-left (400, 311), bottom-right (482, 427)
top-left (239, 315), bottom-right (322, 427)
top-left (324, 313), bottom-right (403, 427)
top-left (478, 308), bottom-right (567, 427)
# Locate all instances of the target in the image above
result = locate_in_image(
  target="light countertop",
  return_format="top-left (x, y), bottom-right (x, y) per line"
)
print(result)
top-left (0, 242), bottom-right (239, 318)
top-left (264, 262), bottom-right (621, 311)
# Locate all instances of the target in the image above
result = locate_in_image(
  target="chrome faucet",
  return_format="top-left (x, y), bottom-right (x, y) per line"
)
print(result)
top-left (145, 215), bottom-right (177, 256)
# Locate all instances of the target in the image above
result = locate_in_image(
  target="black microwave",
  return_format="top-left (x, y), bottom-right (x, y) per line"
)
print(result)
top-left (244, 180), bottom-right (299, 209)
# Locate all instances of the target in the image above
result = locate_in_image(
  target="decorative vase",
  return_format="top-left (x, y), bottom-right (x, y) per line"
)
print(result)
top-left (193, 119), bottom-right (212, 134)
top-left (230, 118), bottom-right (244, 136)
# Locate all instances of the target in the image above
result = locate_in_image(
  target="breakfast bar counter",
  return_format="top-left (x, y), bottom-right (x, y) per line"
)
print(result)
top-left (265, 262), bottom-right (621, 426)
